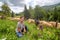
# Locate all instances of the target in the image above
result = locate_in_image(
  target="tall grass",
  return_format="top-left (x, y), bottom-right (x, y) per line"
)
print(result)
top-left (0, 19), bottom-right (60, 40)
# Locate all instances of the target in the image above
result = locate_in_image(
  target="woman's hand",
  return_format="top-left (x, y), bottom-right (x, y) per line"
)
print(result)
top-left (18, 27), bottom-right (21, 32)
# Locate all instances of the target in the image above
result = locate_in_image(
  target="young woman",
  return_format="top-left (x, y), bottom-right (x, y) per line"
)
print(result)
top-left (16, 16), bottom-right (28, 37)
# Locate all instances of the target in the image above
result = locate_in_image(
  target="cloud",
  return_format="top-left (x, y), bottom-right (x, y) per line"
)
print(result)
top-left (0, 2), bottom-right (3, 10)
top-left (0, 2), bottom-right (3, 6)
top-left (28, 0), bottom-right (60, 7)
top-left (8, 0), bottom-right (24, 7)
top-left (0, 0), bottom-right (5, 2)
top-left (0, 0), bottom-right (25, 13)
top-left (10, 6), bottom-right (24, 13)
top-left (0, 0), bottom-right (60, 13)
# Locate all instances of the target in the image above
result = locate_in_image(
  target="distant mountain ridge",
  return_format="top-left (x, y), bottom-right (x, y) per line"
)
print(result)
top-left (42, 3), bottom-right (60, 10)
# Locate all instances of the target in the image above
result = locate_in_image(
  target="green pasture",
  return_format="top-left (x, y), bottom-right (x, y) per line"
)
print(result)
top-left (0, 19), bottom-right (60, 40)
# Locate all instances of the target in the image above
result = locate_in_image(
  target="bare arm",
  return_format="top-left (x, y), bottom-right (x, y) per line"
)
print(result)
top-left (17, 27), bottom-right (21, 32)
top-left (17, 22), bottom-right (21, 32)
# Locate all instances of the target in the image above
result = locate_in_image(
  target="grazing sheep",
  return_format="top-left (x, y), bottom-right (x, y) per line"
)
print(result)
top-left (35, 19), bottom-right (40, 26)
top-left (57, 23), bottom-right (60, 29)
top-left (49, 22), bottom-right (60, 28)
top-left (28, 19), bottom-right (35, 23)
top-left (40, 21), bottom-right (60, 29)
top-left (40, 21), bottom-right (52, 27)
top-left (38, 24), bottom-right (43, 30)
top-left (0, 16), bottom-right (1, 19)
top-left (0, 15), bottom-right (6, 19)
top-left (49, 22), bottom-right (56, 27)
top-left (8, 17), bottom-right (20, 21)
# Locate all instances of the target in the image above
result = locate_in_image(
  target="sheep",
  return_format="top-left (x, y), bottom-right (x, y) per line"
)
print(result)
top-left (40, 21), bottom-right (53, 27)
top-left (49, 22), bottom-right (56, 27)
top-left (0, 16), bottom-right (1, 19)
top-left (37, 21), bottom-right (52, 30)
top-left (8, 17), bottom-right (20, 21)
top-left (57, 23), bottom-right (60, 29)
top-left (28, 19), bottom-right (35, 23)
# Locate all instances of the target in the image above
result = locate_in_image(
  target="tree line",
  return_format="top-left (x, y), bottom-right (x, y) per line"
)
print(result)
top-left (0, 3), bottom-right (60, 23)
top-left (23, 5), bottom-right (60, 22)
top-left (0, 3), bottom-right (15, 19)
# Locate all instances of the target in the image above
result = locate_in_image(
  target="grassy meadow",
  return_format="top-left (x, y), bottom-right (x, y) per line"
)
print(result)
top-left (0, 0), bottom-right (60, 40)
top-left (0, 19), bottom-right (60, 40)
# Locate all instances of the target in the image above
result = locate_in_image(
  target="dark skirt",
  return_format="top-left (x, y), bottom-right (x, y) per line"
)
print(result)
top-left (21, 26), bottom-right (28, 32)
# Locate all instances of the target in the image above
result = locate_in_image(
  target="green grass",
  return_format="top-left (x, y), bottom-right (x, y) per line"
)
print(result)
top-left (0, 19), bottom-right (60, 40)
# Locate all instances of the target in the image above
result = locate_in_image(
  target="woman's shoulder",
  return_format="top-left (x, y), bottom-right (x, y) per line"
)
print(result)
top-left (17, 22), bottom-right (21, 24)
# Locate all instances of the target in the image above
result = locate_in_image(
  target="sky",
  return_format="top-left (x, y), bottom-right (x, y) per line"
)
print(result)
top-left (0, 0), bottom-right (60, 13)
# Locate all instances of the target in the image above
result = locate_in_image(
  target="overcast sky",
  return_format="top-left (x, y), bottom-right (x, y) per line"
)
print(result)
top-left (0, 0), bottom-right (60, 13)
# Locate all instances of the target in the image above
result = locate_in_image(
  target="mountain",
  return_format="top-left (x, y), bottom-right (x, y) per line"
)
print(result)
top-left (42, 3), bottom-right (60, 10)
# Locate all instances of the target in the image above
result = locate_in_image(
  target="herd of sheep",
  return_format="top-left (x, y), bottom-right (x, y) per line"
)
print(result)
top-left (28, 19), bottom-right (60, 29)
top-left (0, 17), bottom-right (60, 29)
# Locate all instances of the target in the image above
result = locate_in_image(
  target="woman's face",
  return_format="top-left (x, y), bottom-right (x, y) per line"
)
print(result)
top-left (20, 17), bottom-right (24, 22)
